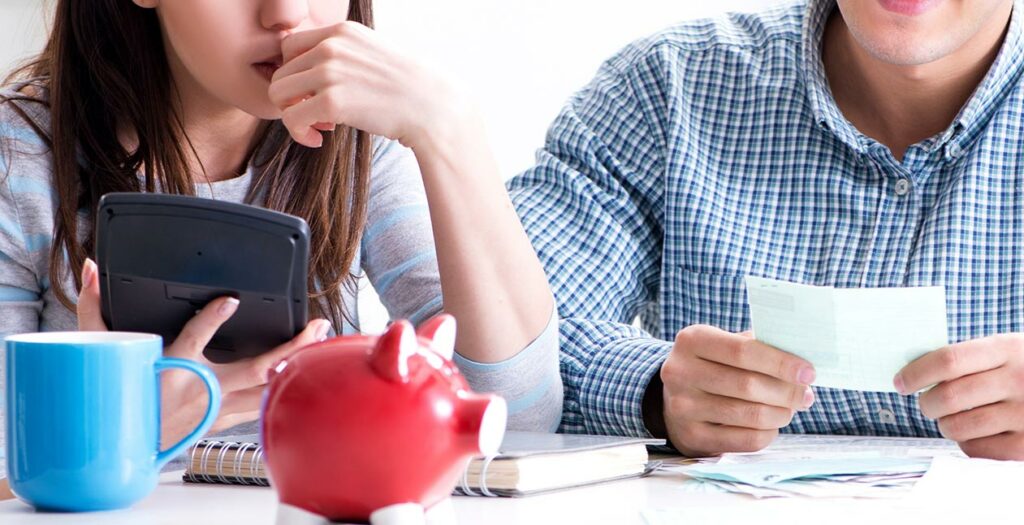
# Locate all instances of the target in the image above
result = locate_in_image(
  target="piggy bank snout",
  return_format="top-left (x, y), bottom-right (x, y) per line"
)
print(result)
top-left (456, 393), bottom-right (507, 457)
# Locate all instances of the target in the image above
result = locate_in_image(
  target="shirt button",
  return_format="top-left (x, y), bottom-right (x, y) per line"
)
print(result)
top-left (878, 408), bottom-right (897, 424)
top-left (948, 143), bottom-right (962, 158)
top-left (893, 178), bottom-right (911, 196)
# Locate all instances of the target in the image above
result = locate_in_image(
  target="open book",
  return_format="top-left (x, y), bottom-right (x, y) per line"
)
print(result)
top-left (183, 432), bottom-right (664, 497)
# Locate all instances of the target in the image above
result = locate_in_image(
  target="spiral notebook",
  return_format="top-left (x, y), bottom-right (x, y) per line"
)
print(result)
top-left (183, 432), bottom-right (664, 497)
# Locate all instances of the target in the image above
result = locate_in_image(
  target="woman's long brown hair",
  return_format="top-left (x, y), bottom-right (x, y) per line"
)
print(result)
top-left (2, 0), bottom-right (374, 331)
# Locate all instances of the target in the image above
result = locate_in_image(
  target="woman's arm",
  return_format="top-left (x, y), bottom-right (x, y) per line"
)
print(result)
top-left (269, 22), bottom-right (555, 362)
top-left (409, 110), bottom-right (554, 361)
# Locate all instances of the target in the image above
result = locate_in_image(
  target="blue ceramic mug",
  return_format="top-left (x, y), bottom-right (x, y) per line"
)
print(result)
top-left (4, 332), bottom-right (221, 511)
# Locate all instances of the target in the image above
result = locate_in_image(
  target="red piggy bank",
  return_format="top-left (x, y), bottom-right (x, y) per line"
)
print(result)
top-left (261, 314), bottom-right (507, 525)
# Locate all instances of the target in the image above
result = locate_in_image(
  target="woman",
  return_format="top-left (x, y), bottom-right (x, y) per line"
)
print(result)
top-left (0, 0), bottom-right (562, 475)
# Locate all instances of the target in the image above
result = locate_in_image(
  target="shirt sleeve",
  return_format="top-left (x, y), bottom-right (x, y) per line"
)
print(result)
top-left (507, 42), bottom-right (671, 437)
top-left (362, 138), bottom-right (562, 432)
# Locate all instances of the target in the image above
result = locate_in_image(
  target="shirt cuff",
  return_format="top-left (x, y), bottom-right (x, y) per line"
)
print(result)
top-left (579, 336), bottom-right (673, 438)
top-left (453, 300), bottom-right (563, 432)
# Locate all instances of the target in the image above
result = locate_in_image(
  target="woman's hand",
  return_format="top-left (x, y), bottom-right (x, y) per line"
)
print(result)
top-left (76, 259), bottom-right (331, 445)
top-left (268, 21), bottom-right (466, 151)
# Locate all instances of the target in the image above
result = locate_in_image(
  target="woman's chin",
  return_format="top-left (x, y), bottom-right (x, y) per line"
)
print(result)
top-left (236, 98), bottom-right (284, 121)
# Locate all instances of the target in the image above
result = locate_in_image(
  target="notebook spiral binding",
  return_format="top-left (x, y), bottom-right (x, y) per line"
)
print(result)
top-left (456, 455), bottom-right (498, 497)
top-left (183, 439), bottom-right (271, 487)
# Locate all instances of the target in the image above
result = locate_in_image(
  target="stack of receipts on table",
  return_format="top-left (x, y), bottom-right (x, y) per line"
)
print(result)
top-left (665, 434), bottom-right (965, 498)
top-left (745, 276), bottom-right (948, 392)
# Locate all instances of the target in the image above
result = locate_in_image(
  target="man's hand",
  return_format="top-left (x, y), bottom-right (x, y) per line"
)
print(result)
top-left (661, 324), bottom-right (816, 456)
top-left (896, 334), bottom-right (1024, 460)
top-left (0, 478), bottom-right (12, 500)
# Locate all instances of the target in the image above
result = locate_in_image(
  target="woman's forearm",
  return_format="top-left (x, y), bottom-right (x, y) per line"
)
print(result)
top-left (410, 111), bottom-right (554, 363)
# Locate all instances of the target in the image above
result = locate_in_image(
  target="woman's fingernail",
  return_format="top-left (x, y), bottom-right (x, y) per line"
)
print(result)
top-left (81, 259), bottom-right (93, 287)
top-left (316, 321), bottom-right (331, 342)
top-left (219, 297), bottom-right (240, 317)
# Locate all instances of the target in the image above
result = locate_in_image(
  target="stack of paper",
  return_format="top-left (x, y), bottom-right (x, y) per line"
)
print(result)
top-left (665, 434), bottom-right (964, 499)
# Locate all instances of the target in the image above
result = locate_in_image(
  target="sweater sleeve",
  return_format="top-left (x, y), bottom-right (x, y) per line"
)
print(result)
top-left (0, 102), bottom-right (51, 479)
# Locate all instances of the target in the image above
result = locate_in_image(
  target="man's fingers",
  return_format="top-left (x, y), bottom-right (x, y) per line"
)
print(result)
top-left (688, 391), bottom-right (795, 430)
top-left (76, 258), bottom-right (108, 331)
top-left (896, 342), bottom-right (1008, 395)
top-left (937, 401), bottom-right (1020, 443)
top-left (686, 357), bottom-right (813, 411)
top-left (959, 431), bottom-right (1024, 461)
top-left (672, 421), bottom-right (778, 457)
top-left (918, 368), bottom-right (1011, 419)
top-left (165, 297), bottom-right (239, 360)
top-left (684, 326), bottom-right (814, 385)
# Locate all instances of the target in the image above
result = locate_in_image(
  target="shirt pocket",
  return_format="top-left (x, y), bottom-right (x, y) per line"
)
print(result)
top-left (668, 267), bottom-right (753, 333)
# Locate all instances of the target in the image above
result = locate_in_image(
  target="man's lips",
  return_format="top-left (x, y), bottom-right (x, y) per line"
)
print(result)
top-left (877, 0), bottom-right (941, 16)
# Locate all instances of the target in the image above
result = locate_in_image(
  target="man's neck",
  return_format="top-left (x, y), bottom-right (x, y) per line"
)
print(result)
top-left (822, 7), bottom-right (1011, 161)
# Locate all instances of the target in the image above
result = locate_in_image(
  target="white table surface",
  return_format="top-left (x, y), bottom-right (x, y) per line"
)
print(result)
top-left (0, 468), bottom-right (1016, 525)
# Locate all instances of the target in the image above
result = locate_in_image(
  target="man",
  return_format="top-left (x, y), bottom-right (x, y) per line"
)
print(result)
top-left (508, 0), bottom-right (1024, 459)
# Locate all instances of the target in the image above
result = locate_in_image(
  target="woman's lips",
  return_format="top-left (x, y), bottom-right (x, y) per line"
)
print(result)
top-left (253, 62), bottom-right (281, 82)
top-left (877, 0), bottom-right (941, 16)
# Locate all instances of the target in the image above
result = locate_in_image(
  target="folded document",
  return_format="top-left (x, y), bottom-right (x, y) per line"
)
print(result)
top-left (745, 276), bottom-right (948, 392)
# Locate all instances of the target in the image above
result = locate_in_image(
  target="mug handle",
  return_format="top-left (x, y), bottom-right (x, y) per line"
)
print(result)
top-left (153, 357), bottom-right (222, 470)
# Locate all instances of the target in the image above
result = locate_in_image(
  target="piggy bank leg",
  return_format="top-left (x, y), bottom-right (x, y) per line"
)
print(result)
top-left (369, 503), bottom-right (427, 525)
top-left (275, 502), bottom-right (333, 525)
top-left (425, 497), bottom-right (456, 525)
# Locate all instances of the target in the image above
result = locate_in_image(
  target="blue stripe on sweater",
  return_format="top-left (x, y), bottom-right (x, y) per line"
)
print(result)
top-left (362, 204), bottom-right (428, 246)
top-left (373, 250), bottom-right (435, 298)
top-left (0, 285), bottom-right (38, 302)
top-left (506, 372), bottom-right (557, 415)
top-left (8, 175), bottom-right (55, 200)
top-left (407, 295), bottom-right (443, 325)
top-left (25, 233), bottom-right (50, 252)
top-left (0, 125), bottom-right (46, 147)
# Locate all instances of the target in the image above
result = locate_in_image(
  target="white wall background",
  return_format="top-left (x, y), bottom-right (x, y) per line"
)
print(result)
top-left (0, 0), bottom-right (784, 332)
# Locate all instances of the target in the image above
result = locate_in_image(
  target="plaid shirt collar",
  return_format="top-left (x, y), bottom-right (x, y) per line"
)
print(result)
top-left (801, 0), bottom-right (1024, 159)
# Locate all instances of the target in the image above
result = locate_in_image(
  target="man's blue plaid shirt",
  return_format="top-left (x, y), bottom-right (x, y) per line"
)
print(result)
top-left (507, 0), bottom-right (1024, 440)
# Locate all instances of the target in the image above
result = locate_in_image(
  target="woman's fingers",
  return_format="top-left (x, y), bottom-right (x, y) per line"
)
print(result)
top-left (219, 386), bottom-right (266, 421)
top-left (280, 91), bottom-right (340, 147)
top-left (164, 296), bottom-right (240, 360)
top-left (76, 258), bottom-right (108, 331)
top-left (268, 65), bottom-right (324, 109)
top-left (252, 318), bottom-right (331, 374)
top-left (214, 319), bottom-right (330, 393)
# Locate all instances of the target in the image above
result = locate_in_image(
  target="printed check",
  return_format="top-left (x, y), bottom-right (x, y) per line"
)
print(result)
top-left (745, 276), bottom-right (949, 392)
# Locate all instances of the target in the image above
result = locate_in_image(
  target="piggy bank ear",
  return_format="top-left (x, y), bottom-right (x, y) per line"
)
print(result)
top-left (416, 314), bottom-right (456, 360)
top-left (372, 320), bottom-right (418, 383)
